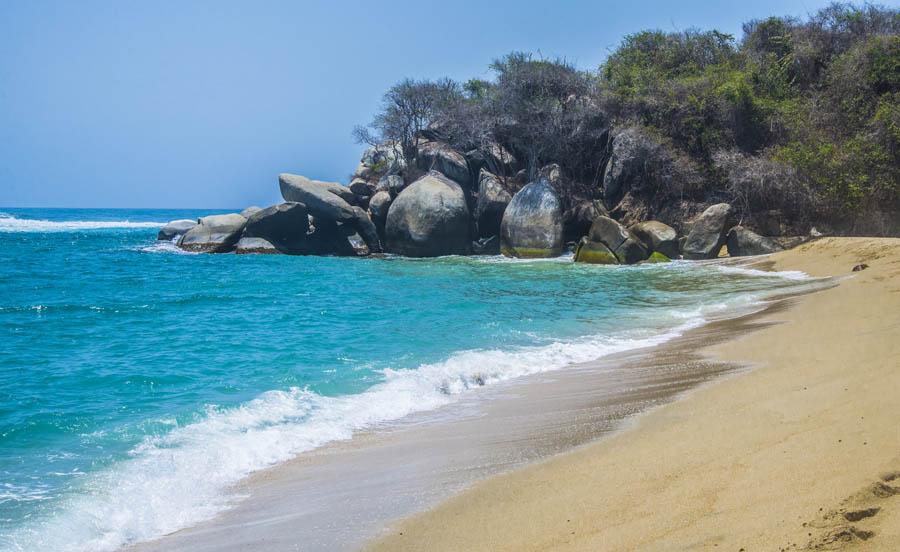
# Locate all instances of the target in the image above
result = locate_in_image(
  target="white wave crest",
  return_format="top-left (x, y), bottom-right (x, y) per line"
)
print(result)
top-left (714, 264), bottom-right (811, 281)
top-left (7, 321), bottom-right (702, 552)
top-left (0, 214), bottom-right (163, 233)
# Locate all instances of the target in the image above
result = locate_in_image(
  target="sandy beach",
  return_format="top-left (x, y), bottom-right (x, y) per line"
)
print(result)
top-left (369, 237), bottom-right (900, 551)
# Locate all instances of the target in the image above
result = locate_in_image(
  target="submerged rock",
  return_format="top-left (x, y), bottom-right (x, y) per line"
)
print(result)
top-left (157, 219), bottom-right (197, 241)
top-left (683, 203), bottom-right (734, 259)
top-left (385, 171), bottom-right (470, 257)
top-left (474, 170), bottom-right (512, 239)
top-left (629, 220), bottom-right (679, 259)
top-left (500, 179), bottom-right (564, 258)
top-left (726, 226), bottom-right (783, 256)
top-left (178, 213), bottom-right (247, 253)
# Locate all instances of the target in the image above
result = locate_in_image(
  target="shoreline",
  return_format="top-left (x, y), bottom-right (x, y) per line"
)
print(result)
top-left (368, 237), bottom-right (900, 551)
top-left (129, 255), bottom-right (832, 551)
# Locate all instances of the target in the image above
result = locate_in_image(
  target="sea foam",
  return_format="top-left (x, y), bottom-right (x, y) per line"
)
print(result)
top-left (0, 214), bottom-right (163, 233)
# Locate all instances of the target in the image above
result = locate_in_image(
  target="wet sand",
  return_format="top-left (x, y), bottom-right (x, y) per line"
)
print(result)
top-left (369, 237), bottom-right (900, 551)
top-left (130, 264), bottom-right (821, 552)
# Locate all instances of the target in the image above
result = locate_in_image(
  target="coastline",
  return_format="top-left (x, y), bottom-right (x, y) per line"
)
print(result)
top-left (368, 237), bottom-right (900, 551)
top-left (128, 251), bottom-right (834, 551)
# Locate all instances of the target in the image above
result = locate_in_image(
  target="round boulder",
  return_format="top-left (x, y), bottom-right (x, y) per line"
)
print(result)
top-left (157, 219), bottom-right (197, 241)
top-left (385, 171), bottom-right (471, 257)
top-left (629, 220), bottom-right (679, 259)
top-left (242, 202), bottom-right (310, 254)
top-left (474, 169), bottom-right (512, 239)
top-left (499, 179), bottom-right (564, 258)
top-left (683, 203), bottom-right (734, 260)
top-left (726, 226), bottom-right (783, 256)
top-left (178, 213), bottom-right (247, 253)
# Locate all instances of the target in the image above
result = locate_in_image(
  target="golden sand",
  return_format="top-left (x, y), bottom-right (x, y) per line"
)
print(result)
top-left (369, 237), bottom-right (900, 551)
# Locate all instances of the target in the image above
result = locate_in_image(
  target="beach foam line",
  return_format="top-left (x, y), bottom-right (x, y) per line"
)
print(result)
top-left (0, 214), bottom-right (163, 233)
top-left (7, 316), bottom-right (716, 552)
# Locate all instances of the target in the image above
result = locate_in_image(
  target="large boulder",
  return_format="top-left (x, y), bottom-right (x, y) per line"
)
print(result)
top-left (377, 174), bottom-right (405, 196)
top-left (726, 226), bottom-right (783, 256)
top-left (279, 173), bottom-right (381, 253)
top-left (466, 142), bottom-right (518, 176)
top-left (585, 216), bottom-right (648, 264)
top-left (368, 190), bottom-right (392, 224)
top-left (177, 213), bottom-right (247, 253)
top-left (235, 237), bottom-right (279, 254)
top-left (499, 179), bottom-right (564, 258)
top-left (574, 238), bottom-right (619, 264)
top-left (416, 141), bottom-right (472, 189)
top-left (474, 169), bottom-right (512, 239)
top-left (629, 220), bottom-right (680, 259)
top-left (349, 178), bottom-right (374, 198)
top-left (242, 202), bottom-right (310, 254)
top-left (157, 219), bottom-right (197, 241)
top-left (240, 206), bottom-right (262, 219)
top-left (683, 203), bottom-right (734, 260)
top-left (355, 143), bottom-right (405, 179)
top-left (602, 127), bottom-right (657, 204)
top-left (307, 217), bottom-right (359, 256)
top-left (385, 171), bottom-right (471, 257)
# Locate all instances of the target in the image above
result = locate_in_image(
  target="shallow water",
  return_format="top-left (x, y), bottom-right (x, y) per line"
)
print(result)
top-left (0, 208), bottom-right (820, 551)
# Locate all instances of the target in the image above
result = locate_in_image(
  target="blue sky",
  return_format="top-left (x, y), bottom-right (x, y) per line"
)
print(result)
top-left (0, 0), bottom-right (869, 208)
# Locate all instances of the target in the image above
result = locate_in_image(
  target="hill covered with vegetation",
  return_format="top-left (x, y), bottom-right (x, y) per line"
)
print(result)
top-left (354, 2), bottom-right (899, 236)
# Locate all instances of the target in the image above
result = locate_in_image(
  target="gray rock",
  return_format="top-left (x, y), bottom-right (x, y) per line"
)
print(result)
top-left (574, 238), bottom-right (619, 264)
top-left (385, 171), bottom-right (471, 257)
top-left (349, 178), bottom-right (374, 197)
top-left (602, 127), bottom-right (656, 203)
top-left (357, 143), bottom-right (405, 178)
top-left (683, 203), bottom-right (734, 260)
top-left (240, 206), bottom-right (262, 219)
top-left (466, 142), bottom-right (518, 176)
top-left (726, 226), bottom-right (783, 256)
top-left (279, 173), bottom-right (380, 252)
top-left (564, 200), bottom-right (608, 243)
top-left (586, 216), bottom-right (648, 264)
top-left (157, 219), bottom-right (197, 241)
top-left (177, 213), bottom-right (247, 253)
top-left (474, 170), bottom-right (512, 239)
top-left (235, 237), bottom-right (279, 254)
top-left (378, 174), bottom-right (406, 196)
top-left (416, 141), bottom-right (472, 189)
top-left (307, 217), bottom-right (358, 256)
top-left (242, 202), bottom-right (310, 254)
top-left (499, 178), bottom-right (564, 258)
top-left (629, 220), bottom-right (680, 259)
top-left (368, 191), bottom-right (392, 229)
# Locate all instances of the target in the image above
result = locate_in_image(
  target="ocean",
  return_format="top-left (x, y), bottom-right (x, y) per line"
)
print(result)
top-left (0, 208), bottom-right (818, 551)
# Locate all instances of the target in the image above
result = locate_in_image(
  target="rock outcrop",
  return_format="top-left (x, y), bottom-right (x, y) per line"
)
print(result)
top-left (682, 203), bottom-right (734, 259)
top-left (500, 178), bottom-right (564, 258)
top-left (241, 202), bottom-right (310, 254)
top-left (581, 216), bottom-right (648, 264)
top-left (178, 213), bottom-right (247, 253)
top-left (629, 220), bottom-right (680, 259)
top-left (158, 219), bottom-right (197, 241)
top-left (385, 171), bottom-right (471, 257)
top-left (474, 169), bottom-right (512, 239)
top-left (726, 226), bottom-right (783, 256)
top-left (279, 173), bottom-right (381, 253)
top-left (416, 141), bottom-right (472, 189)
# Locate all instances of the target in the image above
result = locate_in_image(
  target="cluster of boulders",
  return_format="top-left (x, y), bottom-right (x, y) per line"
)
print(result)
top-left (157, 137), bottom-right (787, 262)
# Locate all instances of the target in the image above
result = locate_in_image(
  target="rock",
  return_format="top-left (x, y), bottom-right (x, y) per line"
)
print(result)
top-left (378, 174), bottom-right (406, 196)
top-left (416, 141), bottom-right (472, 189)
top-left (574, 238), bottom-right (619, 264)
top-left (474, 170), bottom-right (512, 239)
top-left (466, 142), bottom-right (518, 176)
top-left (564, 200), bottom-right (608, 243)
top-left (642, 251), bottom-right (671, 263)
top-left (586, 216), bottom-right (648, 264)
top-left (240, 206), bottom-right (262, 219)
top-left (357, 143), bottom-right (405, 179)
top-left (157, 219), bottom-right (197, 241)
top-left (682, 203), bottom-right (734, 260)
top-left (368, 190), bottom-right (392, 231)
top-left (349, 178), bottom-right (374, 197)
top-left (235, 237), bottom-right (279, 254)
top-left (853, 263), bottom-right (869, 272)
top-left (629, 221), bottom-right (679, 259)
top-left (177, 213), bottom-right (247, 253)
top-left (307, 217), bottom-right (358, 256)
top-left (500, 178), bottom-right (564, 258)
top-left (725, 226), bottom-right (783, 256)
top-left (602, 127), bottom-right (656, 203)
top-left (471, 235), bottom-right (500, 255)
top-left (242, 202), bottom-right (310, 254)
top-left (279, 173), bottom-right (380, 252)
top-left (385, 171), bottom-right (471, 257)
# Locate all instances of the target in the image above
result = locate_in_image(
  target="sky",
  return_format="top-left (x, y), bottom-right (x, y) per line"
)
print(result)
top-left (0, 0), bottom-right (875, 208)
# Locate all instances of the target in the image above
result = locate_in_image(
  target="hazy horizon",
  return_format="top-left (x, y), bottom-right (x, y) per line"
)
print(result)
top-left (1, 0), bottom-right (854, 209)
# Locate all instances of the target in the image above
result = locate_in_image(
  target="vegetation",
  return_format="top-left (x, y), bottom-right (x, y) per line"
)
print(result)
top-left (356, 3), bottom-right (900, 234)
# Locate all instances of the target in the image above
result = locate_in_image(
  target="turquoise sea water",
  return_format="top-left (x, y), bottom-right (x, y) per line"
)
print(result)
top-left (0, 208), bottom-right (819, 551)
